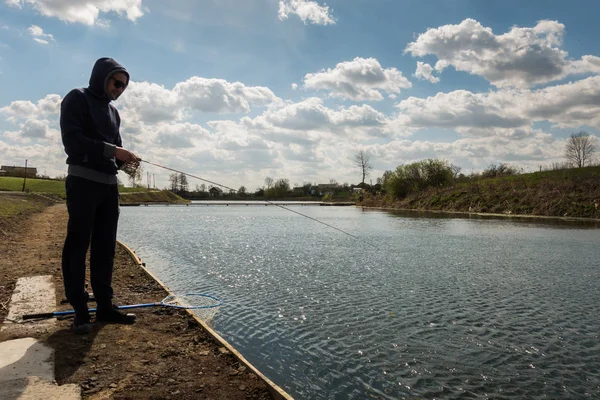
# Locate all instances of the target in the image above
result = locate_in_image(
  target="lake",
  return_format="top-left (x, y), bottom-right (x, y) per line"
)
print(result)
top-left (117, 203), bottom-right (600, 399)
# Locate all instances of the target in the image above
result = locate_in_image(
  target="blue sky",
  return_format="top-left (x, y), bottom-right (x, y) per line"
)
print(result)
top-left (1, 0), bottom-right (600, 190)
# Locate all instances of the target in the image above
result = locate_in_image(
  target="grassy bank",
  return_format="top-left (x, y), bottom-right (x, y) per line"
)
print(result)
top-left (0, 176), bottom-right (187, 204)
top-left (119, 190), bottom-right (188, 204)
top-left (363, 166), bottom-right (600, 219)
top-left (0, 176), bottom-right (67, 196)
top-left (0, 192), bottom-right (54, 218)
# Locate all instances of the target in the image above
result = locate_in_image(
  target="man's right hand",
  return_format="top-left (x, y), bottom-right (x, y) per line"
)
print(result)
top-left (115, 147), bottom-right (138, 163)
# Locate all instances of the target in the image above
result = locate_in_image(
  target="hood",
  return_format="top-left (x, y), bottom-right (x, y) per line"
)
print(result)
top-left (87, 57), bottom-right (130, 100)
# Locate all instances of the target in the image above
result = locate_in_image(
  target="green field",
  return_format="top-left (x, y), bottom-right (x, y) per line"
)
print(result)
top-left (0, 176), bottom-right (157, 198)
top-left (0, 176), bottom-right (66, 195)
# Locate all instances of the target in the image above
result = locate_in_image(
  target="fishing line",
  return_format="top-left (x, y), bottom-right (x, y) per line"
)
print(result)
top-left (139, 159), bottom-right (376, 247)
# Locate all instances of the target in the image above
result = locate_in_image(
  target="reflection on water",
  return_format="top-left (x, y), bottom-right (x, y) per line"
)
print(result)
top-left (369, 208), bottom-right (600, 228)
top-left (118, 205), bottom-right (600, 399)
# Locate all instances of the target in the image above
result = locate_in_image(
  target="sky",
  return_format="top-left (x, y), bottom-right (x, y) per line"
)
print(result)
top-left (1, 0), bottom-right (600, 191)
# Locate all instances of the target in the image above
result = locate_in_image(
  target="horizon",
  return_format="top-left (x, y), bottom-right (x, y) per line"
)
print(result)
top-left (1, 0), bottom-right (600, 190)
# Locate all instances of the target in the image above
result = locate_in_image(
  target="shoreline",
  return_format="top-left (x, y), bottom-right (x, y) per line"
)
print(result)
top-left (359, 204), bottom-right (600, 224)
top-left (117, 241), bottom-right (293, 400)
top-left (0, 201), bottom-right (288, 399)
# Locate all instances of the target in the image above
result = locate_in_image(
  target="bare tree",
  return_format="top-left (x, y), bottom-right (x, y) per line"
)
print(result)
top-left (352, 150), bottom-right (373, 185)
top-left (168, 173), bottom-right (179, 192)
top-left (566, 131), bottom-right (596, 168)
top-left (264, 177), bottom-right (274, 189)
top-left (178, 173), bottom-right (188, 192)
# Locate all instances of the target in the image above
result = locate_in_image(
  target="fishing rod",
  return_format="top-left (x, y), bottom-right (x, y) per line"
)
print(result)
top-left (138, 159), bottom-right (376, 247)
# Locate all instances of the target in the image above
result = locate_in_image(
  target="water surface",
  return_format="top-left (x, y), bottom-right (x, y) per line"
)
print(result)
top-left (118, 204), bottom-right (600, 399)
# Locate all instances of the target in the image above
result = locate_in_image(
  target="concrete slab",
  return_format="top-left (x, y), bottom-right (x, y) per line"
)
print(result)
top-left (1, 276), bottom-right (56, 337)
top-left (0, 276), bottom-right (80, 400)
top-left (0, 376), bottom-right (80, 400)
top-left (0, 338), bottom-right (54, 382)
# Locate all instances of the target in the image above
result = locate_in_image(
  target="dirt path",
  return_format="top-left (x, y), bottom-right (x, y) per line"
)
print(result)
top-left (0, 203), bottom-right (274, 399)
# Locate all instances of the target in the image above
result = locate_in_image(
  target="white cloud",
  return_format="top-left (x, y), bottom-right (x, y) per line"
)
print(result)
top-left (36, 94), bottom-right (61, 115)
top-left (20, 118), bottom-right (49, 138)
top-left (0, 94), bottom-right (60, 122)
top-left (1, 100), bottom-right (38, 120)
top-left (119, 82), bottom-right (181, 124)
top-left (173, 77), bottom-right (281, 114)
top-left (154, 122), bottom-right (210, 149)
top-left (278, 0), bottom-right (335, 25)
top-left (394, 75), bottom-right (600, 133)
top-left (244, 97), bottom-right (386, 134)
top-left (7, 0), bottom-right (144, 25)
top-left (519, 75), bottom-right (600, 128)
top-left (395, 90), bottom-right (528, 131)
top-left (414, 62), bottom-right (439, 83)
top-left (303, 57), bottom-right (412, 101)
top-left (117, 77), bottom-right (281, 126)
top-left (372, 133), bottom-right (566, 174)
top-left (406, 19), bottom-right (600, 88)
top-left (28, 25), bottom-right (55, 44)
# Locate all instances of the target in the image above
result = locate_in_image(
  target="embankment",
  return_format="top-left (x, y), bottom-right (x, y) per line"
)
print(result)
top-left (361, 166), bottom-right (600, 219)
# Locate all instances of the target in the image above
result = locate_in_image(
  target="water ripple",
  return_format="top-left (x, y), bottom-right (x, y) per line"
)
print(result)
top-left (118, 206), bottom-right (600, 399)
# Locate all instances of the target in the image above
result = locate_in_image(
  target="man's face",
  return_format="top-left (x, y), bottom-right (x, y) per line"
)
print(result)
top-left (107, 72), bottom-right (128, 101)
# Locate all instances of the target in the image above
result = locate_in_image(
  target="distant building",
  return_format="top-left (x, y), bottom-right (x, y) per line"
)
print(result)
top-left (208, 186), bottom-right (223, 197)
top-left (0, 165), bottom-right (37, 178)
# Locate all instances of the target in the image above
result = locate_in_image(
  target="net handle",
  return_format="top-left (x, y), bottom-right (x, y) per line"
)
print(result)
top-left (22, 294), bottom-right (221, 320)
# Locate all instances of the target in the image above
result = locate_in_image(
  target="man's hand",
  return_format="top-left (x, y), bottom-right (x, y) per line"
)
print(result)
top-left (115, 147), bottom-right (138, 163)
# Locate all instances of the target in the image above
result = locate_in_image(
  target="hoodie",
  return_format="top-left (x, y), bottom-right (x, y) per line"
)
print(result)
top-left (60, 57), bottom-right (130, 181)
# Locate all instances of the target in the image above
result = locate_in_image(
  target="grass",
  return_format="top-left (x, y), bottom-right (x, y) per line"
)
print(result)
top-left (0, 176), bottom-right (181, 201)
top-left (0, 193), bottom-right (53, 218)
top-left (364, 166), bottom-right (600, 219)
top-left (119, 190), bottom-right (188, 204)
top-left (0, 176), bottom-right (66, 195)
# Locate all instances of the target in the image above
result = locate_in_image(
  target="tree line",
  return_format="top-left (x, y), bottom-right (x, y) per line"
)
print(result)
top-left (127, 131), bottom-right (597, 199)
top-left (379, 131), bottom-right (597, 200)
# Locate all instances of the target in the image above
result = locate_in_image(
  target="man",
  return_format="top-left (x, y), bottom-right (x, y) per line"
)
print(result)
top-left (60, 57), bottom-right (138, 334)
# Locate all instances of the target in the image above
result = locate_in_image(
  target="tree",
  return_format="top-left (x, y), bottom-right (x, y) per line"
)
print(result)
top-left (168, 173), bottom-right (179, 192)
top-left (353, 150), bottom-right (373, 185)
top-left (238, 186), bottom-right (247, 195)
top-left (264, 178), bottom-right (290, 198)
top-left (566, 131), bottom-right (596, 168)
top-left (178, 173), bottom-right (188, 192)
top-left (383, 159), bottom-right (456, 199)
top-left (264, 177), bottom-right (274, 189)
top-left (482, 163), bottom-right (518, 178)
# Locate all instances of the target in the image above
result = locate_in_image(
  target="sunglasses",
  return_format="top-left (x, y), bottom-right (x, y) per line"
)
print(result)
top-left (111, 77), bottom-right (127, 89)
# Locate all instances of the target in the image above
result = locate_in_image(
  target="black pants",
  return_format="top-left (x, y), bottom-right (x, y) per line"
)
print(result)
top-left (62, 175), bottom-right (120, 312)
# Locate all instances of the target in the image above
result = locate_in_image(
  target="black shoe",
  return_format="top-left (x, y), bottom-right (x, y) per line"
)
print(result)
top-left (72, 313), bottom-right (92, 334)
top-left (96, 305), bottom-right (136, 324)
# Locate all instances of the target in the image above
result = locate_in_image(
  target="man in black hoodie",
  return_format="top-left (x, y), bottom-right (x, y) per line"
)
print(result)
top-left (61, 57), bottom-right (138, 334)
